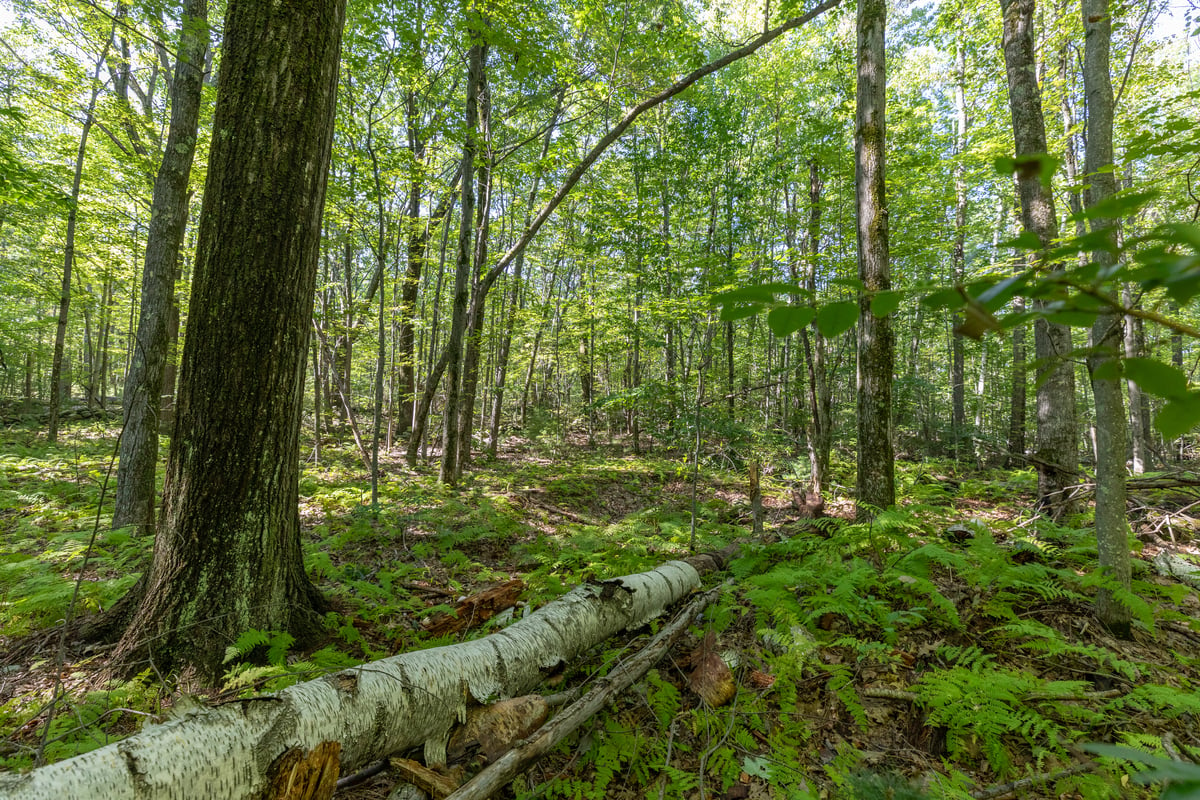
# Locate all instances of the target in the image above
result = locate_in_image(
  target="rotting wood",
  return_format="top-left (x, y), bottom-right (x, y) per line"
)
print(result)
top-left (388, 758), bottom-right (462, 800)
top-left (442, 584), bottom-right (724, 800)
top-left (265, 741), bottom-right (340, 800)
top-left (0, 553), bottom-right (735, 800)
top-left (422, 579), bottom-right (524, 636)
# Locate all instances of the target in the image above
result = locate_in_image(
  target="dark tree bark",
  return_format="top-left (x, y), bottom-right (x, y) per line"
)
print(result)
top-left (801, 159), bottom-right (832, 497)
top-left (109, 0), bottom-right (345, 680)
top-left (1081, 0), bottom-right (1132, 638)
top-left (855, 0), bottom-right (895, 517)
top-left (113, 0), bottom-right (208, 535)
top-left (1000, 0), bottom-right (1080, 519)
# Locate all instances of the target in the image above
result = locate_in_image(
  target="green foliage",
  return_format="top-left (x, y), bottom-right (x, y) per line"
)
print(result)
top-left (915, 662), bottom-right (1066, 777)
top-left (1084, 744), bottom-right (1200, 800)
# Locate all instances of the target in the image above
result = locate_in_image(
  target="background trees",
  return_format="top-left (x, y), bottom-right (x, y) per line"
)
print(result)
top-left (1, 0), bottom-right (1198, 672)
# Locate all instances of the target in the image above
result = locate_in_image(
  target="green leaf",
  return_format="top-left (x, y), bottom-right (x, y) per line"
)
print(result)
top-left (922, 288), bottom-right (964, 310)
top-left (998, 230), bottom-right (1044, 251)
top-left (714, 282), bottom-right (801, 304)
top-left (1123, 358), bottom-right (1188, 399)
top-left (1045, 310), bottom-right (1098, 327)
top-left (869, 290), bottom-right (903, 318)
top-left (817, 301), bottom-right (859, 337)
top-left (973, 274), bottom-right (1029, 311)
top-left (1155, 394), bottom-right (1200, 440)
top-left (719, 303), bottom-right (763, 322)
top-left (767, 305), bottom-right (815, 337)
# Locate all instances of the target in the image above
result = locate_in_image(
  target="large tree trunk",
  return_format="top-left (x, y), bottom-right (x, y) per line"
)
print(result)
top-left (1081, 0), bottom-right (1132, 638)
top-left (107, 0), bottom-right (344, 680)
top-left (112, 0), bottom-right (208, 535)
top-left (1000, 0), bottom-right (1080, 519)
top-left (2, 559), bottom-right (716, 800)
top-left (854, 0), bottom-right (895, 517)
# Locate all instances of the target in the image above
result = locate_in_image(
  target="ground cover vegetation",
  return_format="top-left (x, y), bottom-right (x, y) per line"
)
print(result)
top-left (1, 427), bottom-right (1199, 798)
top-left (1, 0), bottom-right (1199, 795)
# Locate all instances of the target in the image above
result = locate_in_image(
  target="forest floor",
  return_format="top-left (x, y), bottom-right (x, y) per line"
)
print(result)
top-left (1, 418), bottom-right (1200, 799)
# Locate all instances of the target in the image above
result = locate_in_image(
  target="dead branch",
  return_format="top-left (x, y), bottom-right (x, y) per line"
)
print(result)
top-left (443, 584), bottom-right (724, 800)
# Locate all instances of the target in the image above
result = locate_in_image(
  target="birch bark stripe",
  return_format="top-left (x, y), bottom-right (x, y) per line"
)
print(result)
top-left (0, 560), bottom-right (701, 800)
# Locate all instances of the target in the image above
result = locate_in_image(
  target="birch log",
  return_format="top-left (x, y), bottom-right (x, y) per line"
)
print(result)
top-left (0, 560), bottom-right (703, 800)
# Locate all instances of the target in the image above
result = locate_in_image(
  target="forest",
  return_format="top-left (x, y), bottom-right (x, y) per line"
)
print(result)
top-left (1, 0), bottom-right (1200, 795)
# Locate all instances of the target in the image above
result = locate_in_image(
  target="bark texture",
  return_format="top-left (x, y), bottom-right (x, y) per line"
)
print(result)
top-left (855, 0), bottom-right (896, 516)
top-left (1081, 0), bottom-right (1132, 637)
top-left (112, 0), bottom-right (208, 535)
top-left (108, 0), bottom-right (345, 678)
top-left (439, 37), bottom-right (483, 486)
top-left (1000, 0), bottom-right (1080, 518)
top-left (0, 561), bottom-right (703, 800)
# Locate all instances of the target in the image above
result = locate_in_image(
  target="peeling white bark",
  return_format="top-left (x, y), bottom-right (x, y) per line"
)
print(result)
top-left (0, 560), bottom-right (701, 800)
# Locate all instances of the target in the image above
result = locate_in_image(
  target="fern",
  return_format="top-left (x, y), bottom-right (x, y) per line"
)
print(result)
top-left (644, 669), bottom-right (680, 728)
top-left (914, 664), bottom-right (1066, 777)
top-left (995, 618), bottom-right (1142, 681)
top-left (1106, 683), bottom-right (1200, 719)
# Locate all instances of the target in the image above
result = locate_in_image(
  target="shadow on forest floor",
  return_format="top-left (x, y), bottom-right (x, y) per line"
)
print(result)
top-left (2, 420), bottom-right (1200, 799)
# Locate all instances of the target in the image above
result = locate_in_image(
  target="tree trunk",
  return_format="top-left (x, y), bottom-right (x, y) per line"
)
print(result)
top-left (454, 134), bottom-right (494, 473)
top-left (112, 0), bottom-right (207, 535)
top-left (1000, 0), bottom-right (1079, 519)
top-left (439, 36), bottom-right (484, 486)
top-left (1123, 284), bottom-right (1149, 473)
top-left (950, 36), bottom-right (968, 457)
top-left (2, 558), bottom-right (717, 800)
top-left (487, 93), bottom-right (562, 458)
top-left (1007, 251), bottom-right (1028, 467)
top-left (48, 43), bottom-right (109, 444)
top-left (108, 0), bottom-right (345, 680)
top-left (1081, 0), bottom-right (1132, 638)
top-left (802, 159), bottom-right (831, 497)
top-left (855, 0), bottom-right (895, 517)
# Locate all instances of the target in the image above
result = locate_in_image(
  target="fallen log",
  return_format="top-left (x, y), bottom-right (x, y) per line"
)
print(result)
top-left (0, 555), bottom-right (727, 800)
top-left (421, 579), bottom-right (525, 637)
top-left (444, 584), bottom-right (723, 800)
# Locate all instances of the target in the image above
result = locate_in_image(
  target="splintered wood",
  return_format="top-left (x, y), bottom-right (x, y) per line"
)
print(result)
top-left (266, 741), bottom-right (340, 800)
top-left (421, 579), bottom-right (524, 636)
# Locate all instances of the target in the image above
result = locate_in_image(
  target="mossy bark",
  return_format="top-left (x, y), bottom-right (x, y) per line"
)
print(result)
top-left (113, 0), bottom-right (208, 537)
top-left (110, 0), bottom-right (345, 680)
top-left (855, 0), bottom-right (895, 517)
top-left (1000, 0), bottom-right (1080, 519)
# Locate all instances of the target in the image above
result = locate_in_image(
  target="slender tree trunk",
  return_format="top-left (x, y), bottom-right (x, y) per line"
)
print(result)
top-left (109, 0), bottom-right (344, 679)
top-left (1000, 0), bottom-right (1079, 519)
top-left (1081, 0), bottom-right (1132, 638)
top-left (488, 92), bottom-right (562, 458)
top-left (1122, 284), bottom-right (1149, 473)
top-left (1007, 247), bottom-right (1028, 467)
top-left (48, 43), bottom-right (110, 444)
top-left (950, 36), bottom-right (968, 457)
top-left (805, 160), bottom-right (832, 496)
top-left (855, 0), bottom-right (895, 517)
top-left (113, 0), bottom-right (208, 534)
top-left (439, 35), bottom-right (483, 486)
top-left (455, 134), bottom-right (494, 473)
top-left (312, 338), bottom-right (322, 463)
